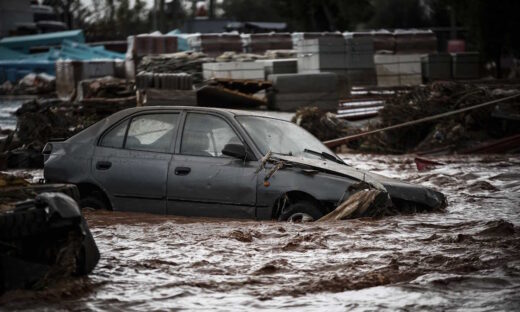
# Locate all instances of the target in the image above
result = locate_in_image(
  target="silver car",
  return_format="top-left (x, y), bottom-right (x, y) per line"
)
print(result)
top-left (43, 106), bottom-right (446, 221)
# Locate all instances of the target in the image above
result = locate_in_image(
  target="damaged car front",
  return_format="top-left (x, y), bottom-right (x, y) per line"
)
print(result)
top-left (43, 107), bottom-right (446, 221)
top-left (236, 114), bottom-right (447, 221)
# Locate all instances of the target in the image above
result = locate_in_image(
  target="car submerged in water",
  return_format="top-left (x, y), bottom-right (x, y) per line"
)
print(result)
top-left (43, 106), bottom-right (446, 221)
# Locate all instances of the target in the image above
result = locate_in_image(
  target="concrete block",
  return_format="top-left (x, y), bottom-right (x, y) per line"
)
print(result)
top-left (346, 52), bottom-right (375, 69)
top-left (268, 72), bottom-right (338, 93)
top-left (399, 74), bottom-right (422, 86)
top-left (203, 62), bottom-right (265, 80)
top-left (298, 53), bottom-right (347, 71)
top-left (256, 59), bottom-right (297, 77)
top-left (346, 37), bottom-right (374, 53)
top-left (421, 53), bottom-right (451, 81)
top-left (451, 52), bottom-right (479, 79)
top-left (345, 69), bottom-right (377, 86)
top-left (296, 38), bottom-right (346, 54)
top-left (377, 75), bottom-right (400, 87)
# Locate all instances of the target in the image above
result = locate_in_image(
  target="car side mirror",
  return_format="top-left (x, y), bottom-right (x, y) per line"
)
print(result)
top-left (222, 143), bottom-right (247, 160)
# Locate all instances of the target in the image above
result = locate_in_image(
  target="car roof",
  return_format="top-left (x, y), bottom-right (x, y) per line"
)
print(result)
top-left (120, 106), bottom-right (292, 121)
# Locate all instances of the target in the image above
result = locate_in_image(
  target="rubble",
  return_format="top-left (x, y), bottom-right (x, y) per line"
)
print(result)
top-left (358, 81), bottom-right (520, 153)
top-left (264, 49), bottom-right (297, 59)
top-left (292, 106), bottom-right (350, 141)
top-left (78, 76), bottom-right (134, 99)
top-left (0, 73), bottom-right (55, 96)
top-left (215, 51), bottom-right (267, 62)
top-left (138, 51), bottom-right (214, 83)
top-left (1, 94), bottom-right (135, 169)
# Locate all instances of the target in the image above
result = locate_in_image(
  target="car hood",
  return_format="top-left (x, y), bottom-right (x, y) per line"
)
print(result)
top-left (273, 155), bottom-right (446, 209)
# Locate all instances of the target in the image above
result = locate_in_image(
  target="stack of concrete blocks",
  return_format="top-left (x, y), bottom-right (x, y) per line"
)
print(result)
top-left (297, 37), bottom-right (348, 75)
top-left (246, 33), bottom-right (293, 54)
top-left (202, 62), bottom-right (265, 80)
top-left (344, 37), bottom-right (376, 86)
top-left (296, 37), bottom-right (376, 92)
top-left (136, 72), bottom-right (196, 106)
top-left (268, 72), bottom-right (339, 112)
top-left (421, 53), bottom-right (452, 82)
top-left (187, 33), bottom-right (243, 57)
top-left (374, 54), bottom-right (423, 87)
top-left (451, 52), bottom-right (480, 79)
top-left (345, 31), bottom-right (395, 53)
top-left (255, 59), bottom-right (297, 79)
top-left (394, 30), bottom-right (437, 54)
top-left (124, 35), bottom-right (179, 79)
top-left (56, 59), bottom-right (122, 101)
top-left (292, 32), bottom-right (344, 48)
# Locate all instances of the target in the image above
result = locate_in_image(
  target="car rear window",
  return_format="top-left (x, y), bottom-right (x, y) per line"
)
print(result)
top-left (99, 113), bottom-right (179, 153)
top-left (126, 114), bottom-right (178, 153)
top-left (100, 120), bottom-right (128, 149)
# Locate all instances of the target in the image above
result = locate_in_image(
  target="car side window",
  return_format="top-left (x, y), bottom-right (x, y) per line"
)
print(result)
top-left (181, 113), bottom-right (241, 157)
top-left (100, 120), bottom-right (128, 148)
top-left (125, 114), bottom-right (179, 153)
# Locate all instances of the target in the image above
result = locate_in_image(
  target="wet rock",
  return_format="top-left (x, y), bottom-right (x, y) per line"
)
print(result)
top-left (252, 259), bottom-right (288, 275)
top-left (228, 230), bottom-right (254, 242)
top-left (468, 181), bottom-right (499, 192)
top-left (477, 220), bottom-right (516, 237)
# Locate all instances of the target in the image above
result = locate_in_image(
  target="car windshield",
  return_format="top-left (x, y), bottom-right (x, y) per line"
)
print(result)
top-left (236, 115), bottom-right (340, 161)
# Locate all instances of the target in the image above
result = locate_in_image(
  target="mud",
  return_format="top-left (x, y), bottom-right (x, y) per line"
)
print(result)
top-left (1, 154), bottom-right (520, 311)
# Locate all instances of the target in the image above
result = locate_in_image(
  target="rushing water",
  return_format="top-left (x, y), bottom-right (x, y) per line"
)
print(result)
top-left (1, 154), bottom-right (520, 311)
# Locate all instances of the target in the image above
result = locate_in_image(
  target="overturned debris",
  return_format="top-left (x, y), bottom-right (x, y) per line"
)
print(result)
top-left (319, 188), bottom-right (389, 221)
top-left (0, 192), bottom-right (99, 294)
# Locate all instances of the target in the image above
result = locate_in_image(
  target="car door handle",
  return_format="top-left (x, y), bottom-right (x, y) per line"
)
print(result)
top-left (175, 167), bottom-right (191, 176)
top-left (96, 161), bottom-right (112, 170)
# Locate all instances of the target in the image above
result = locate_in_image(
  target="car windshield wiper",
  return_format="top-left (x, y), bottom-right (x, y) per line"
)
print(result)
top-left (303, 149), bottom-right (344, 164)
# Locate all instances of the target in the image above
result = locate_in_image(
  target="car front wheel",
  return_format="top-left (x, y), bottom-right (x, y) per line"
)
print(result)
top-left (79, 195), bottom-right (108, 210)
top-left (278, 201), bottom-right (324, 222)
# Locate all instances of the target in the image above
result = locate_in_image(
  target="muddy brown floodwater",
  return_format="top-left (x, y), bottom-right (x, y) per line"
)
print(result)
top-left (2, 154), bottom-right (520, 311)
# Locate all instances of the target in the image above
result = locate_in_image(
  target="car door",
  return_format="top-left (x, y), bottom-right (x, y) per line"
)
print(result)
top-left (92, 112), bottom-right (180, 214)
top-left (167, 112), bottom-right (258, 218)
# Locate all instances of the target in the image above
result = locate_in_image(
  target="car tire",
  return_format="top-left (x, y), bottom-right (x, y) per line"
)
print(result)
top-left (79, 195), bottom-right (108, 210)
top-left (278, 201), bottom-right (324, 222)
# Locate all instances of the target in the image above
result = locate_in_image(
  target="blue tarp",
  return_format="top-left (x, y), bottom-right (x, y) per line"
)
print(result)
top-left (0, 30), bottom-right (85, 53)
top-left (167, 29), bottom-right (190, 51)
top-left (0, 46), bottom-right (27, 60)
top-left (0, 36), bottom-right (124, 83)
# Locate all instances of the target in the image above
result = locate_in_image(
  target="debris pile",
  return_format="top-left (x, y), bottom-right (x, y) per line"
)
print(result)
top-left (0, 73), bottom-right (56, 96)
top-left (1, 96), bottom-right (133, 169)
top-left (138, 51), bottom-right (213, 83)
top-left (292, 106), bottom-right (350, 141)
top-left (215, 51), bottom-right (267, 62)
top-left (356, 81), bottom-right (520, 153)
top-left (79, 76), bottom-right (134, 99)
top-left (0, 190), bottom-right (99, 294)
